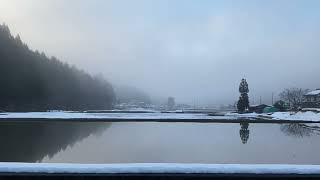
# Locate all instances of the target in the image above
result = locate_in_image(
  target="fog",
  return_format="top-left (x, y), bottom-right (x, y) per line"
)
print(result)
top-left (1, 0), bottom-right (319, 106)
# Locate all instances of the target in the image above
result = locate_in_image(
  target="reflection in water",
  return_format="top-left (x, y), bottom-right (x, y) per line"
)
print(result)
top-left (43, 122), bottom-right (320, 164)
top-left (0, 121), bottom-right (110, 162)
top-left (1, 121), bottom-right (320, 164)
top-left (239, 122), bottom-right (250, 144)
top-left (280, 124), bottom-right (320, 138)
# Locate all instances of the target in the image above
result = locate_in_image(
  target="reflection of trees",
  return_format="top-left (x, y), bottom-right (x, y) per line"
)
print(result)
top-left (240, 122), bottom-right (250, 144)
top-left (280, 124), bottom-right (320, 138)
top-left (0, 121), bottom-right (110, 162)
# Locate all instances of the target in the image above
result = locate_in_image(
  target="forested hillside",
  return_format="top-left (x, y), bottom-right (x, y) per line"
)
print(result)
top-left (114, 85), bottom-right (152, 104)
top-left (0, 24), bottom-right (115, 111)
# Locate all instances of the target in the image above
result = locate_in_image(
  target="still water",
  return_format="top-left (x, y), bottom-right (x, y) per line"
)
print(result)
top-left (1, 121), bottom-right (320, 164)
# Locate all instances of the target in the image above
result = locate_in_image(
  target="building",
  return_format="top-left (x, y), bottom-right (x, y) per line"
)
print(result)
top-left (167, 97), bottom-right (175, 111)
top-left (303, 89), bottom-right (320, 108)
top-left (249, 104), bottom-right (269, 114)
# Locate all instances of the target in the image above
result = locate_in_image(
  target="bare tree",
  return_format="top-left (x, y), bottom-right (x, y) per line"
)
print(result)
top-left (280, 124), bottom-right (320, 138)
top-left (279, 88), bottom-right (309, 110)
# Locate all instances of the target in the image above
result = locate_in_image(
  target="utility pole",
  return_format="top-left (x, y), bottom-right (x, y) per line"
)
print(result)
top-left (272, 92), bottom-right (274, 105)
top-left (260, 96), bottom-right (262, 105)
top-left (193, 99), bottom-right (196, 110)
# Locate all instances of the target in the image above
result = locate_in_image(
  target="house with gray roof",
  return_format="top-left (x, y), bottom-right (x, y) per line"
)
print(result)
top-left (303, 89), bottom-right (320, 108)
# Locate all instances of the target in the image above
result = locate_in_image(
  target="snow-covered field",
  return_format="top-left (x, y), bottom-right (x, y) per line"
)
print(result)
top-left (0, 163), bottom-right (320, 175)
top-left (225, 112), bottom-right (259, 118)
top-left (0, 111), bottom-right (319, 122)
top-left (0, 112), bottom-right (221, 120)
top-left (267, 112), bottom-right (320, 122)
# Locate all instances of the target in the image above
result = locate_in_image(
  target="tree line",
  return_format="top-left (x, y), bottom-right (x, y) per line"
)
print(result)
top-left (0, 24), bottom-right (115, 111)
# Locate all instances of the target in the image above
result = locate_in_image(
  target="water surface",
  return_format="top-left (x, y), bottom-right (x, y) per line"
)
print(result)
top-left (1, 121), bottom-right (320, 164)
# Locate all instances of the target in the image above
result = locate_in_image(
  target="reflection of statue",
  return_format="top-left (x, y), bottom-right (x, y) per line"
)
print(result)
top-left (280, 124), bottom-right (320, 138)
top-left (240, 122), bottom-right (250, 144)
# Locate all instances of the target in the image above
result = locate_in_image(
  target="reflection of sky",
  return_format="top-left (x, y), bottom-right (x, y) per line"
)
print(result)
top-left (44, 123), bottom-right (320, 164)
top-left (1, 0), bottom-right (320, 105)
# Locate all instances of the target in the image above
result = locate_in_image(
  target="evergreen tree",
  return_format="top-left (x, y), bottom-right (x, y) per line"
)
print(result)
top-left (0, 24), bottom-right (115, 111)
top-left (240, 122), bottom-right (250, 144)
top-left (237, 78), bottom-right (250, 113)
top-left (273, 100), bottom-right (286, 112)
top-left (237, 96), bottom-right (245, 112)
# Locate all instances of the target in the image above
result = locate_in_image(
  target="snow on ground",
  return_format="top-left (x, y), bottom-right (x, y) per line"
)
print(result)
top-left (225, 112), bottom-right (259, 118)
top-left (0, 163), bottom-right (320, 174)
top-left (0, 111), bottom-right (319, 122)
top-left (270, 112), bottom-right (320, 122)
top-left (0, 112), bottom-right (221, 120)
top-left (305, 90), bottom-right (320, 96)
top-left (302, 108), bottom-right (320, 113)
top-left (84, 108), bottom-right (159, 113)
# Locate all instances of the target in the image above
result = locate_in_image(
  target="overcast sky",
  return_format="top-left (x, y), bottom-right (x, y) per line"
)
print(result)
top-left (0, 0), bottom-right (319, 106)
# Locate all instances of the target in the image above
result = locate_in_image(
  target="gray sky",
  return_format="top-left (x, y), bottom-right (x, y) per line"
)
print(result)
top-left (0, 0), bottom-right (319, 105)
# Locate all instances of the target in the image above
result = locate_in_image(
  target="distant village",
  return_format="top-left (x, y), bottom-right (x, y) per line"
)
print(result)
top-left (114, 79), bottom-right (320, 114)
top-left (249, 89), bottom-right (320, 114)
top-left (236, 78), bottom-right (320, 114)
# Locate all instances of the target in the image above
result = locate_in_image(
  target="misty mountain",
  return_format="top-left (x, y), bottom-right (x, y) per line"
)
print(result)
top-left (114, 85), bottom-right (151, 104)
top-left (0, 24), bottom-right (115, 111)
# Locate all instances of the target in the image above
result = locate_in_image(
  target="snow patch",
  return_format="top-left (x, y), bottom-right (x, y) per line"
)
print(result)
top-left (225, 112), bottom-right (259, 118)
top-left (0, 112), bottom-right (216, 120)
top-left (0, 111), bottom-right (318, 122)
top-left (270, 112), bottom-right (320, 122)
top-left (305, 90), bottom-right (320, 96)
